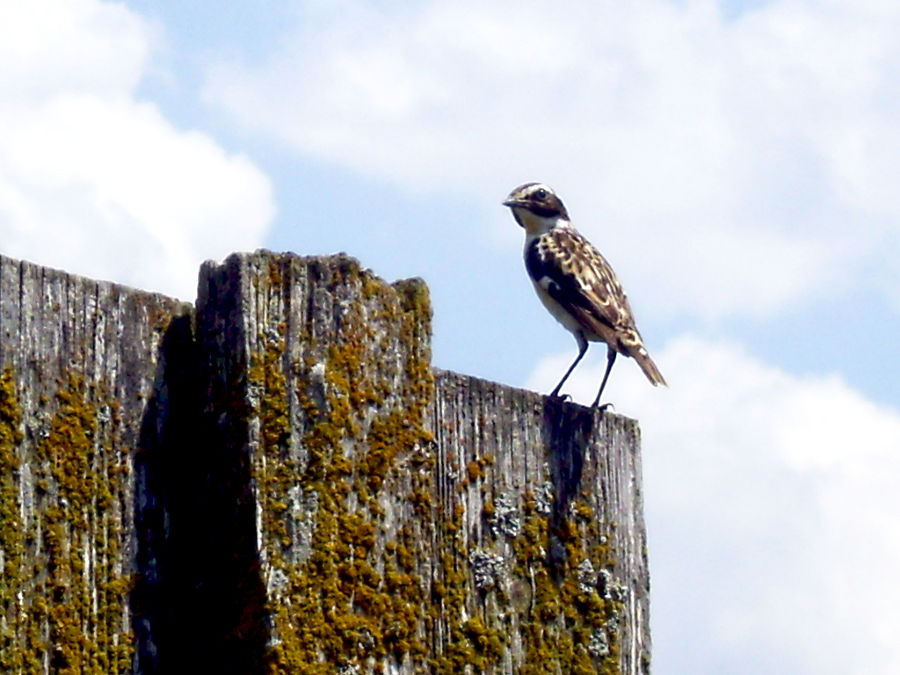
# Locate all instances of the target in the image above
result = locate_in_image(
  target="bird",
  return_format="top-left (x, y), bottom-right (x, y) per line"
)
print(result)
top-left (503, 182), bottom-right (666, 408)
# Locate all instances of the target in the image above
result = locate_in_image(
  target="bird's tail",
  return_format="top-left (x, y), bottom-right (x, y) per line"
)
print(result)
top-left (633, 346), bottom-right (667, 387)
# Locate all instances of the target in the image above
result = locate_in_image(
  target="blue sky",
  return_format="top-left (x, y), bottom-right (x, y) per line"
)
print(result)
top-left (2, 1), bottom-right (899, 672)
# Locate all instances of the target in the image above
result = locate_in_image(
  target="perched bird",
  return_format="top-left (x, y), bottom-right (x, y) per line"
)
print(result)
top-left (503, 182), bottom-right (666, 408)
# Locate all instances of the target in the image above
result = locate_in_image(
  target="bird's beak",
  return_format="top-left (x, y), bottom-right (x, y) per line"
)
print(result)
top-left (503, 198), bottom-right (527, 228)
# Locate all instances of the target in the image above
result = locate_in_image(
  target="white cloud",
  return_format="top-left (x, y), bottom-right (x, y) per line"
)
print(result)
top-left (528, 335), bottom-right (900, 674)
top-left (203, 0), bottom-right (900, 321)
top-left (0, 0), bottom-right (274, 299)
top-left (0, 0), bottom-right (148, 100)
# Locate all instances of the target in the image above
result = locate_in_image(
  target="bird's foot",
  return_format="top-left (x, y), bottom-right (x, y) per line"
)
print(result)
top-left (592, 401), bottom-right (615, 413)
top-left (549, 391), bottom-right (572, 402)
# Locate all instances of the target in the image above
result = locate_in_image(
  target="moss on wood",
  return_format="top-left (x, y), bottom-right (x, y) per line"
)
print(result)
top-left (0, 370), bottom-right (133, 672)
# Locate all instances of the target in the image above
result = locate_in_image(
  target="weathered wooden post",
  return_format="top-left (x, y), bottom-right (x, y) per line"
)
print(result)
top-left (430, 373), bottom-right (650, 674)
top-left (193, 251), bottom-right (650, 674)
top-left (0, 254), bottom-right (192, 672)
top-left (0, 250), bottom-right (649, 674)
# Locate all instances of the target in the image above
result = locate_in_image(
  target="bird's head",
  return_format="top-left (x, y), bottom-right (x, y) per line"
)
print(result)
top-left (502, 182), bottom-right (570, 235)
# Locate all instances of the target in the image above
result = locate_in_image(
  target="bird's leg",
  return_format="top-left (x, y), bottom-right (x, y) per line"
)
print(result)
top-left (591, 347), bottom-right (617, 408)
top-left (550, 335), bottom-right (588, 399)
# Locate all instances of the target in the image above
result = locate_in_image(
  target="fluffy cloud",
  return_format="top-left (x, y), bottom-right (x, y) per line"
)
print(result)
top-left (0, 0), bottom-right (274, 299)
top-left (203, 0), bottom-right (900, 321)
top-left (528, 335), bottom-right (900, 674)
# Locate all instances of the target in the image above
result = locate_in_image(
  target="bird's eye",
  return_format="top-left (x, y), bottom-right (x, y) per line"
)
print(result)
top-left (534, 188), bottom-right (547, 200)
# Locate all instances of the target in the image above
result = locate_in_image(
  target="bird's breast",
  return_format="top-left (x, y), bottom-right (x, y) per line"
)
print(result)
top-left (530, 277), bottom-right (587, 337)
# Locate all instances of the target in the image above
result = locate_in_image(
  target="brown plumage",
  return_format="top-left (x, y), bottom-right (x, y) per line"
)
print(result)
top-left (503, 182), bottom-right (666, 407)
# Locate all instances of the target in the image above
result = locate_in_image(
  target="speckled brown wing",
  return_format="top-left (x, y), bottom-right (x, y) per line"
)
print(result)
top-left (526, 226), bottom-right (667, 386)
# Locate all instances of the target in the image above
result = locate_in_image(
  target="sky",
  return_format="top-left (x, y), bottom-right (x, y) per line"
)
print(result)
top-left (1, 0), bottom-right (899, 672)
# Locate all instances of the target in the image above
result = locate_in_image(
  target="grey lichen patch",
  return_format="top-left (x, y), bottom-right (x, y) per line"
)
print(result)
top-left (533, 481), bottom-right (555, 517)
top-left (485, 492), bottom-right (521, 539)
top-left (577, 558), bottom-right (597, 594)
top-left (588, 628), bottom-right (611, 659)
top-left (468, 548), bottom-right (506, 592)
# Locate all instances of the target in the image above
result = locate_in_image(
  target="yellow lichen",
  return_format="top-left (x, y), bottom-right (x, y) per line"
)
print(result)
top-left (1, 371), bottom-right (133, 672)
top-left (513, 495), bottom-right (623, 674)
top-left (0, 369), bottom-right (24, 670)
top-left (248, 260), bottom-right (436, 674)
